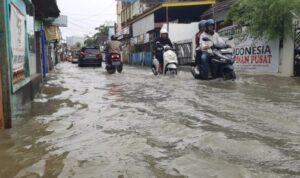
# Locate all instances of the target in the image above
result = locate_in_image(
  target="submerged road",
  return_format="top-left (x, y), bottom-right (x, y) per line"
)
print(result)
top-left (1, 62), bottom-right (300, 178)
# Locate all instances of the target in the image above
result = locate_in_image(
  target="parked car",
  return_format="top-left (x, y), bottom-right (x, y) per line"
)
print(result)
top-left (78, 47), bottom-right (102, 67)
top-left (71, 51), bottom-right (79, 64)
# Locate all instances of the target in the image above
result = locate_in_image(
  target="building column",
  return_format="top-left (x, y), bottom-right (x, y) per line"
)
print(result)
top-left (279, 34), bottom-right (294, 77)
top-left (0, 0), bottom-right (12, 129)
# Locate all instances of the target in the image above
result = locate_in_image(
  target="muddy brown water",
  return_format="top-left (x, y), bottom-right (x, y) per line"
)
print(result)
top-left (0, 63), bottom-right (300, 178)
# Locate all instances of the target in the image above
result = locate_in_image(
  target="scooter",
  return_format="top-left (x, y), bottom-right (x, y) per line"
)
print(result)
top-left (193, 37), bottom-right (236, 81)
top-left (106, 53), bottom-right (123, 74)
top-left (152, 45), bottom-right (178, 75)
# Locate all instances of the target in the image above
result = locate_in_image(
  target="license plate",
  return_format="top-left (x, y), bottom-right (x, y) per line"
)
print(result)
top-left (112, 62), bottom-right (120, 65)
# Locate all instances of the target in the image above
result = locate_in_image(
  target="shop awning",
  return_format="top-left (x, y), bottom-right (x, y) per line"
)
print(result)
top-left (128, 0), bottom-right (215, 25)
top-left (32, 0), bottom-right (60, 20)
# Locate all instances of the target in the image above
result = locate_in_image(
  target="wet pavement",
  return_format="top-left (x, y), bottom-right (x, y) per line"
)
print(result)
top-left (1, 62), bottom-right (300, 178)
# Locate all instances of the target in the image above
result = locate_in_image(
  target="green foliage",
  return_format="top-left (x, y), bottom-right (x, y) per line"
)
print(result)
top-left (75, 42), bottom-right (81, 49)
top-left (226, 0), bottom-right (300, 39)
top-left (84, 24), bottom-right (110, 47)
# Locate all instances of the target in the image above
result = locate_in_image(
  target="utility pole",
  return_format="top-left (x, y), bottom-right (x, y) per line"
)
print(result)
top-left (0, 0), bottom-right (12, 129)
top-left (166, 6), bottom-right (169, 32)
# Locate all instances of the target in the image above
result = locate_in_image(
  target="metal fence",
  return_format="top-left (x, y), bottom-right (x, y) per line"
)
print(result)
top-left (174, 40), bottom-right (194, 65)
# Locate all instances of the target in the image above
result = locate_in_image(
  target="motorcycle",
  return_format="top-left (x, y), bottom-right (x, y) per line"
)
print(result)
top-left (152, 44), bottom-right (178, 75)
top-left (106, 53), bottom-right (123, 74)
top-left (192, 37), bottom-right (236, 81)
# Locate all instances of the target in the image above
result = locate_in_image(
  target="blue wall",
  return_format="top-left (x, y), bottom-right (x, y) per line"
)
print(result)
top-left (129, 52), bottom-right (153, 66)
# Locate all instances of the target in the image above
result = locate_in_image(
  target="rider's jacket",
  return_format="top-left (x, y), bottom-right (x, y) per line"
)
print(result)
top-left (106, 40), bottom-right (122, 54)
top-left (154, 37), bottom-right (173, 52)
top-left (200, 31), bottom-right (225, 53)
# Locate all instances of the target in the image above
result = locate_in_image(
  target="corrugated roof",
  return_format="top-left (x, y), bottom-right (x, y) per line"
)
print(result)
top-left (201, 0), bottom-right (235, 17)
top-left (127, 0), bottom-right (215, 25)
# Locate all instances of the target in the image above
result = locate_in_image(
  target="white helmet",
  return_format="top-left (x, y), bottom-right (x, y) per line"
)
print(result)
top-left (160, 28), bottom-right (168, 34)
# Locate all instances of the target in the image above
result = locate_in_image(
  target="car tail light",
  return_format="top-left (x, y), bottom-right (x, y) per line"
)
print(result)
top-left (96, 53), bottom-right (101, 58)
top-left (111, 54), bottom-right (120, 59)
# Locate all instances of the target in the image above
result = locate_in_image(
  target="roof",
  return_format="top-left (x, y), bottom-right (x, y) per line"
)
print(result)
top-left (201, 0), bottom-right (235, 17)
top-left (128, 0), bottom-right (216, 25)
top-left (32, 0), bottom-right (60, 20)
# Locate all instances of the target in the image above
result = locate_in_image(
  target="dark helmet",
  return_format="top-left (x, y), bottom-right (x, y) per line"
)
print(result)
top-left (205, 19), bottom-right (215, 27)
top-left (111, 35), bottom-right (117, 40)
top-left (198, 20), bottom-right (207, 30)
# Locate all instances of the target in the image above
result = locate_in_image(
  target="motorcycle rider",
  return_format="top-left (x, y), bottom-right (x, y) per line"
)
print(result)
top-left (199, 19), bottom-right (225, 79)
top-left (195, 20), bottom-right (207, 70)
top-left (154, 28), bottom-right (173, 73)
top-left (105, 35), bottom-right (122, 63)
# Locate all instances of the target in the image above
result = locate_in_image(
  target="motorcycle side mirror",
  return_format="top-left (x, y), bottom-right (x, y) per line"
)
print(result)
top-left (202, 37), bottom-right (211, 41)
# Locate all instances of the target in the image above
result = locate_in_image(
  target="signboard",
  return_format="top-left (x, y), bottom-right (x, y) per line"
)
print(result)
top-left (45, 25), bottom-right (60, 41)
top-left (219, 26), bottom-right (280, 73)
top-left (233, 38), bottom-right (279, 73)
top-left (10, 3), bottom-right (26, 83)
top-left (51, 15), bottom-right (68, 27)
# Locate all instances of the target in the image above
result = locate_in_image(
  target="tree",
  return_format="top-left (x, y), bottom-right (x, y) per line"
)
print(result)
top-left (75, 42), bottom-right (81, 49)
top-left (83, 24), bottom-right (110, 47)
top-left (226, 0), bottom-right (300, 39)
top-left (84, 36), bottom-right (95, 47)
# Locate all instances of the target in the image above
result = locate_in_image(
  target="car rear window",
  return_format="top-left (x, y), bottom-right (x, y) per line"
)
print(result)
top-left (84, 49), bottom-right (99, 55)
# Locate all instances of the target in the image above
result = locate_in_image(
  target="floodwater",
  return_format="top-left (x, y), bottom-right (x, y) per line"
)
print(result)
top-left (1, 62), bottom-right (300, 178)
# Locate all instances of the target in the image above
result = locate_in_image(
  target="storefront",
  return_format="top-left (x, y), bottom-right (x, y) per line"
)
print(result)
top-left (0, 0), bottom-right (60, 128)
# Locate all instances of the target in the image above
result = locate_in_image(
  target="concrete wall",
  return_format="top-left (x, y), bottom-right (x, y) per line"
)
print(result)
top-left (279, 31), bottom-right (295, 77)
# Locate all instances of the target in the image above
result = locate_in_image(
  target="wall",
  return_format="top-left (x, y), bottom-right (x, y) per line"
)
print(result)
top-left (162, 23), bottom-right (198, 43)
top-left (279, 33), bottom-right (294, 77)
top-left (8, 0), bottom-right (42, 121)
top-left (9, 0), bottom-right (31, 92)
top-left (132, 14), bottom-right (154, 37)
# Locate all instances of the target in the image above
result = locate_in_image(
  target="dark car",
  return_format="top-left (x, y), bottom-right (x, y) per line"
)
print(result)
top-left (78, 47), bottom-right (102, 67)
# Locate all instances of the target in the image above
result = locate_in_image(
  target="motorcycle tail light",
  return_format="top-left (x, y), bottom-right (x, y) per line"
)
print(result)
top-left (111, 54), bottom-right (120, 59)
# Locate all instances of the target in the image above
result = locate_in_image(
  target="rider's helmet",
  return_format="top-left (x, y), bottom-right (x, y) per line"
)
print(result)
top-left (160, 28), bottom-right (169, 38)
top-left (198, 20), bottom-right (207, 30)
top-left (205, 19), bottom-right (215, 28)
top-left (160, 28), bottom-right (168, 35)
top-left (111, 35), bottom-right (117, 41)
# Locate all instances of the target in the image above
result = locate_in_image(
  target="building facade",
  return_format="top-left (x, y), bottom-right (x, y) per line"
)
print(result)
top-left (0, 0), bottom-right (61, 129)
top-left (116, 0), bottom-right (215, 65)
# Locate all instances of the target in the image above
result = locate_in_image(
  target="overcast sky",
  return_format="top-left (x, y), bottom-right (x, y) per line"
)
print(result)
top-left (57, 0), bottom-right (117, 39)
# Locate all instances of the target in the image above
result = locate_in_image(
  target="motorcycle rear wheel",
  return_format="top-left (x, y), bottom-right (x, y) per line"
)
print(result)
top-left (107, 66), bottom-right (116, 74)
top-left (117, 63), bottom-right (123, 73)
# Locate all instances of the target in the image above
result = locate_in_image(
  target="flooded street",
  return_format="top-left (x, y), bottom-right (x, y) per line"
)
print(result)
top-left (1, 62), bottom-right (300, 178)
